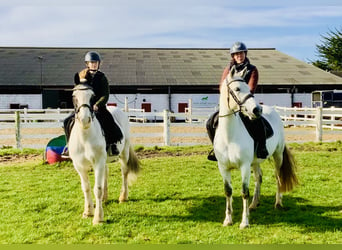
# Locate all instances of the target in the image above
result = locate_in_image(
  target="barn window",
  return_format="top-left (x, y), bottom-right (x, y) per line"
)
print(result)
top-left (141, 103), bottom-right (151, 112)
top-left (10, 103), bottom-right (20, 109)
top-left (178, 103), bottom-right (188, 113)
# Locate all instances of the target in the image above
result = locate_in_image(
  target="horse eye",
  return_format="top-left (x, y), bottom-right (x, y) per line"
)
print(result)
top-left (235, 87), bottom-right (240, 92)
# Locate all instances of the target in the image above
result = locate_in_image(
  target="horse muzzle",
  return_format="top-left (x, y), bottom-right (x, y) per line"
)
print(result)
top-left (252, 105), bottom-right (263, 118)
top-left (80, 116), bottom-right (92, 129)
top-left (242, 100), bottom-right (262, 120)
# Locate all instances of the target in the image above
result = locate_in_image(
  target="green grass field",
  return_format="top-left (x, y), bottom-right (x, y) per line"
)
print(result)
top-left (0, 143), bottom-right (341, 244)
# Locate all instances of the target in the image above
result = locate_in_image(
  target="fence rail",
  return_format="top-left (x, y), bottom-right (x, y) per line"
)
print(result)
top-left (1, 107), bottom-right (342, 149)
top-left (274, 106), bottom-right (342, 142)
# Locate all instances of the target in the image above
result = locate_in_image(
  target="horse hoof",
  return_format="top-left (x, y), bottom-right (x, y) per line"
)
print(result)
top-left (239, 223), bottom-right (249, 229)
top-left (83, 212), bottom-right (94, 218)
top-left (275, 203), bottom-right (283, 210)
top-left (119, 195), bottom-right (128, 203)
top-left (92, 219), bottom-right (104, 225)
top-left (249, 204), bottom-right (259, 210)
top-left (223, 220), bottom-right (233, 227)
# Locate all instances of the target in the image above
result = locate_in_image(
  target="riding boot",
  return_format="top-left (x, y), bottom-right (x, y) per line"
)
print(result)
top-left (254, 118), bottom-right (268, 159)
top-left (206, 111), bottom-right (219, 143)
top-left (61, 113), bottom-right (75, 158)
top-left (206, 111), bottom-right (219, 161)
top-left (96, 108), bottom-right (123, 156)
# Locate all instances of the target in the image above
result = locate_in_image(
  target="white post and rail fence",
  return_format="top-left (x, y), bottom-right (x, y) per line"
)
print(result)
top-left (1, 106), bottom-right (342, 149)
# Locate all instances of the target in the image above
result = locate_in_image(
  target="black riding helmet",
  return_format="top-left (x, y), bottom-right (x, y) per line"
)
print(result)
top-left (85, 51), bottom-right (101, 62)
top-left (230, 42), bottom-right (248, 56)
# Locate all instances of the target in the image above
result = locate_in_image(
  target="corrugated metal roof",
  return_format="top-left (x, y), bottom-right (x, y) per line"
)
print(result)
top-left (0, 47), bottom-right (341, 87)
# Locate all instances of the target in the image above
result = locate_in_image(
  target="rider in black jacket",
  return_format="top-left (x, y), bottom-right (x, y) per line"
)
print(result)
top-left (62, 51), bottom-right (123, 157)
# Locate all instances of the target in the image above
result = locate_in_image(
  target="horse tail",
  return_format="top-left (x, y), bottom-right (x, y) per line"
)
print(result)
top-left (278, 145), bottom-right (299, 193)
top-left (127, 146), bottom-right (141, 185)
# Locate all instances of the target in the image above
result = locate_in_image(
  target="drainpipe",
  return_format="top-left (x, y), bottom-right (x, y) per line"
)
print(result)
top-left (291, 86), bottom-right (296, 107)
top-left (168, 86), bottom-right (171, 111)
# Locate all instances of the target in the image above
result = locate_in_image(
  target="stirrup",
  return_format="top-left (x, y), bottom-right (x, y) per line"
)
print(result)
top-left (61, 147), bottom-right (70, 159)
top-left (207, 149), bottom-right (217, 161)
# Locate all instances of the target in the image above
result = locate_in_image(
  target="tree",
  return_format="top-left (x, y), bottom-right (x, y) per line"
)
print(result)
top-left (312, 27), bottom-right (342, 71)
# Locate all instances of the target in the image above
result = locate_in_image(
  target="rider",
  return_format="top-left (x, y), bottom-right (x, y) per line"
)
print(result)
top-left (62, 51), bottom-right (123, 157)
top-left (206, 41), bottom-right (268, 161)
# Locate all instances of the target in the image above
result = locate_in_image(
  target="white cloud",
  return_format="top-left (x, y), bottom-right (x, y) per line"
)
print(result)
top-left (0, 1), bottom-right (341, 61)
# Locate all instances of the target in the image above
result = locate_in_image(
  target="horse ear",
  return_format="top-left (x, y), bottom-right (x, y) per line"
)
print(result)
top-left (74, 73), bottom-right (80, 84)
top-left (229, 65), bottom-right (236, 78)
top-left (228, 66), bottom-right (235, 81)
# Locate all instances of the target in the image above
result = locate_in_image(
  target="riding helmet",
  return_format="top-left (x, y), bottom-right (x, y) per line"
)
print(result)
top-left (84, 51), bottom-right (101, 62)
top-left (230, 42), bottom-right (248, 55)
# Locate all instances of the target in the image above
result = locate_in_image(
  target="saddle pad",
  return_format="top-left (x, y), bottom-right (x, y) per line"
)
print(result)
top-left (238, 112), bottom-right (274, 141)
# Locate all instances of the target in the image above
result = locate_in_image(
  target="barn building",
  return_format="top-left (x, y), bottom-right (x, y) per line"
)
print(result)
top-left (0, 47), bottom-right (341, 112)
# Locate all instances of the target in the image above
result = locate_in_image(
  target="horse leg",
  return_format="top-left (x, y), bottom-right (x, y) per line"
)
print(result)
top-left (273, 151), bottom-right (284, 209)
top-left (218, 164), bottom-right (233, 226)
top-left (76, 168), bottom-right (94, 218)
top-left (103, 165), bottom-right (109, 202)
top-left (250, 163), bottom-right (262, 210)
top-left (118, 145), bottom-right (131, 203)
top-left (240, 165), bottom-right (251, 229)
top-left (93, 164), bottom-right (106, 225)
top-left (119, 159), bottom-right (129, 203)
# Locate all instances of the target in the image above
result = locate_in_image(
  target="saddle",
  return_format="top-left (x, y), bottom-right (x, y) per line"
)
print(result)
top-left (64, 110), bottom-right (123, 156)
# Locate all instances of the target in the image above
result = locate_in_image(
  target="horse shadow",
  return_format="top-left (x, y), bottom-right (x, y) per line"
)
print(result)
top-left (103, 195), bottom-right (341, 233)
top-left (182, 195), bottom-right (342, 232)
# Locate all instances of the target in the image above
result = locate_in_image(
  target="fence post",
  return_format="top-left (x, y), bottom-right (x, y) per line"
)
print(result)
top-left (124, 96), bottom-right (128, 112)
top-left (315, 107), bottom-right (322, 142)
top-left (163, 109), bottom-right (170, 146)
top-left (23, 108), bottom-right (28, 123)
top-left (331, 107), bottom-right (335, 130)
top-left (15, 111), bottom-right (22, 149)
top-left (188, 98), bottom-right (193, 124)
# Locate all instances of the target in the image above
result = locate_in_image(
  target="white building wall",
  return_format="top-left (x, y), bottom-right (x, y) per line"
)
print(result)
top-left (0, 92), bottom-right (312, 110)
top-left (0, 94), bottom-right (42, 109)
top-left (109, 94), bottom-right (169, 111)
top-left (254, 93), bottom-right (311, 108)
top-left (254, 93), bottom-right (291, 107)
top-left (109, 93), bottom-right (220, 113)
top-left (109, 93), bottom-right (314, 111)
top-left (170, 94), bottom-right (219, 112)
top-left (293, 93), bottom-right (312, 107)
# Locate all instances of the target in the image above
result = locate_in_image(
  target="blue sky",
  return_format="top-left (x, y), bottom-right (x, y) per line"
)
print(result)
top-left (1, 0), bottom-right (341, 62)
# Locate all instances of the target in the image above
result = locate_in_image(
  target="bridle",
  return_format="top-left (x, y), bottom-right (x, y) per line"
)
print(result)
top-left (75, 103), bottom-right (94, 118)
top-left (219, 78), bottom-right (254, 118)
top-left (73, 85), bottom-right (95, 120)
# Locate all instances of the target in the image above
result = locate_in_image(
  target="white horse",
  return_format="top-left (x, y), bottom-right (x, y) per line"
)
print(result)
top-left (69, 84), bottom-right (140, 225)
top-left (214, 71), bottom-right (298, 229)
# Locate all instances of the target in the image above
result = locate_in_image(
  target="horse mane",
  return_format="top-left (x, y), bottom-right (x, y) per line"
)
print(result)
top-left (79, 68), bottom-right (88, 79)
top-left (72, 83), bottom-right (93, 91)
top-left (74, 69), bottom-right (90, 86)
